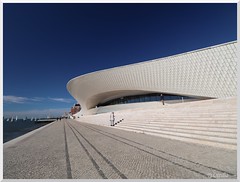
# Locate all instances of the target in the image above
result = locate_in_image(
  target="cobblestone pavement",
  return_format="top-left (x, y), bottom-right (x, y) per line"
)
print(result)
top-left (3, 119), bottom-right (237, 179)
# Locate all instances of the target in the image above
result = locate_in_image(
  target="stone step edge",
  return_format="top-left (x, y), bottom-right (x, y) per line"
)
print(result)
top-left (122, 120), bottom-right (237, 124)
top-left (115, 124), bottom-right (236, 138)
top-left (111, 127), bottom-right (237, 150)
top-left (115, 125), bottom-right (237, 144)
top-left (120, 122), bottom-right (237, 128)
top-left (118, 123), bottom-right (237, 133)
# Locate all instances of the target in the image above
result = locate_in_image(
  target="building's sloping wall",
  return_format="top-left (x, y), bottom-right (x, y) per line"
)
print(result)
top-left (67, 41), bottom-right (237, 115)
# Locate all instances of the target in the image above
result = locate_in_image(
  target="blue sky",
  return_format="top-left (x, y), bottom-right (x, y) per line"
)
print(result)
top-left (3, 3), bottom-right (237, 118)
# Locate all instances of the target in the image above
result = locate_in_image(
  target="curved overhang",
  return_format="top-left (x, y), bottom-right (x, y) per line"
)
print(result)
top-left (67, 41), bottom-right (237, 115)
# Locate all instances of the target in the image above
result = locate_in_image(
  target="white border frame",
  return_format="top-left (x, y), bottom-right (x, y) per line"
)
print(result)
top-left (0, 1), bottom-right (239, 182)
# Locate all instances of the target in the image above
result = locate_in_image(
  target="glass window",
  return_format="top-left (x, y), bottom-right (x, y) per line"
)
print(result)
top-left (150, 96), bottom-right (155, 101)
top-left (145, 96), bottom-right (149, 102)
top-left (97, 93), bottom-right (199, 106)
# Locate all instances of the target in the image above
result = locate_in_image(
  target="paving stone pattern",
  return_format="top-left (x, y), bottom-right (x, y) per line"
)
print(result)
top-left (3, 119), bottom-right (237, 179)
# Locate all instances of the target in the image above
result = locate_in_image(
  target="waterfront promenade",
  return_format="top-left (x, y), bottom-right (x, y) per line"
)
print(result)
top-left (3, 119), bottom-right (237, 179)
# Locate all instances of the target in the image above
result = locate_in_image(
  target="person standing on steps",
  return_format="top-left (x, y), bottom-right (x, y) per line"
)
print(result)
top-left (110, 112), bottom-right (115, 126)
top-left (161, 94), bottom-right (165, 105)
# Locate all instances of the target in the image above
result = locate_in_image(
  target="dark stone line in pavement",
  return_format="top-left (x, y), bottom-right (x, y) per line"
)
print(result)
top-left (74, 122), bottom-right (214, 179)
top-left (67, 121), bottom-right (128, 179)
top-left (66, 121), bottom-right (108, 179)
top-left (3, 119), bottom-right (236, 179)
top-left (63, 121), bottom-right (73, 179)
top-left (80, 122), bottom-right (236, 177)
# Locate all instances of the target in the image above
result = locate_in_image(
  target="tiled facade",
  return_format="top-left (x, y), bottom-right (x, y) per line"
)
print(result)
top-left (67, 41), bottom-right (237, 115)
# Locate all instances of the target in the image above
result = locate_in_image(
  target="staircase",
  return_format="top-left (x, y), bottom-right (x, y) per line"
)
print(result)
top-left (76, 97), bottom-right (237, 150)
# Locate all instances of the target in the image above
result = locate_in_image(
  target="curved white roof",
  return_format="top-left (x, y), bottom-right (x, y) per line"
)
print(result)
top-left (67, 41), bottom-right (237, 115)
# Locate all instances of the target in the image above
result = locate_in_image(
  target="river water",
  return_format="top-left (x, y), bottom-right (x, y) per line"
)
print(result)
top-left (3, 119), bottom-right (51, 143)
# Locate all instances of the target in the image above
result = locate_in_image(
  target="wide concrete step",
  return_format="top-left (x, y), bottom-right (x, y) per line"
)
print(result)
top-left (115, 108), bottom-right (236, 113)
top-left (123, 114), bottom-right (237, 119)
top-left (124, 118), bottom-right (237, 123)
top-left (121, 121), bottom-right (236, 128)
top-left (148, 113), bottom-right (237, 116)
top-left (146, 115), bottom-right (237, 118)
top-left (164, 106), bottom-right (237, 111)
top-left (112, 126), bottom-right (236, 150)
top-left (115, 125), bottom-right (237, 143)
top-left (124, 112), bottom-right (237, 115)
top-left (149, 119), bottom-right (236, 123)
top-left (135, 107), bottom-right (236, 111)
top-left (123, 109), bottom-right (237, 113)
top-left (117, 123), bottom-right (237, 133)
top-left (115, 123), bottom-right (236, 138)
top-left (114, 126), bottom-right (237, 150)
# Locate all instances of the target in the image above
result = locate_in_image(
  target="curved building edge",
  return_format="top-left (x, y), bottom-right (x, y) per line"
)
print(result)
top-left (67, 41), bottom-right (237, 115)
